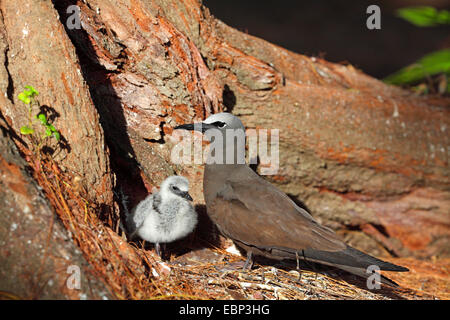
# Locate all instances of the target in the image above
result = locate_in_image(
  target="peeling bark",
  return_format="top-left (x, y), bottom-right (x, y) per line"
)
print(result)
top-left (0, 1), bottom-right (113, 206)
top-left (0, 0), bottom-right (449, 299)
top-left (150, 0), bottom-right (450, 258)
top-left (0, 117), bottom-right (111, 299)
top-left (52, 0), bottom-right (448, 258)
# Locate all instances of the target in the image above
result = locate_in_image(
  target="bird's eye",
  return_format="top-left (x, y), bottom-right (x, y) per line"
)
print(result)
top-left (171, 185), bottom-right (179, 191)
top-left (213, 121), bottom-right (227, 128)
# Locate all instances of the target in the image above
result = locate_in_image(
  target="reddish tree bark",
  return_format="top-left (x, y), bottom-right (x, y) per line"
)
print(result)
top-left (0, 0), bottom-right (449, 299)
top-left (0, 0), bottom-right (113, 206)
top-left (52, 0), bottom-right (448, 258)
top-left (0, 116), bottom-right (112, 299)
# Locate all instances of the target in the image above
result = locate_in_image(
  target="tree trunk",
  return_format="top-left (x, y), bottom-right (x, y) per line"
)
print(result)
top-left (0, 116), bottom-right (112, 299)
top-left (0, 0), bottom-right (448, 299)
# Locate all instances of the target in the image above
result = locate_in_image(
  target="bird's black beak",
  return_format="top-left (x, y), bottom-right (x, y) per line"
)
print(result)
top-left (174, 123), bottom-right (196, 131)
top-left (181, 191), bottom-right (193, 201)
top-left (174, 123), bottom-right (216, 133)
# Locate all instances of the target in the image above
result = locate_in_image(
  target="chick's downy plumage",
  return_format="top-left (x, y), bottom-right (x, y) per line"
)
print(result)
top-left (126, 176), bottom-right (197, 249)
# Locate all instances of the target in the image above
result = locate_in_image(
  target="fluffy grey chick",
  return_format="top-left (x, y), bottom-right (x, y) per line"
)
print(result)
top-left (125, 176), bottom-right (197, 258)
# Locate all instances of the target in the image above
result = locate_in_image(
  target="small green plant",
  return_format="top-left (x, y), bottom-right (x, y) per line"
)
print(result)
top-left (384, 7), bottom-right (450, 93)
top-left (396, 6), bottom-right (450, 27)
top-left (18, 85), bottom-right (61, 153)
top-left (384, 49), bottom-right (450, 92)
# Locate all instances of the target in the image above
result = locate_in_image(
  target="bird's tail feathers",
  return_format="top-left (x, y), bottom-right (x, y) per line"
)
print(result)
top-left (334, 264), bottom-right (400, 287)
top-left (300, 246), bottom-right (409, 272)
top-left (271, 245), bottom-right (408, 287)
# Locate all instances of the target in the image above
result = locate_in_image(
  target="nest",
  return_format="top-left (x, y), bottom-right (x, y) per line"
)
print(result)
top-left (29, 156), bottom-right (442, 300)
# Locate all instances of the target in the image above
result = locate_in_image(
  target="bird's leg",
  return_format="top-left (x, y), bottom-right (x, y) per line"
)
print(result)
top-left (295, 251), bottom-right (302, 282)
top-left (155, 242), bottom-right (161, 258)
top-left (162, 243), bottom-right (167, 260)
top-left (243, 251), bottom-right (253, 271)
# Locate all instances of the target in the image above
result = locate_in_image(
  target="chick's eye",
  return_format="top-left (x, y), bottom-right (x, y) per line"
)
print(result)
top-left (171, 185), bottom-right (179, 191)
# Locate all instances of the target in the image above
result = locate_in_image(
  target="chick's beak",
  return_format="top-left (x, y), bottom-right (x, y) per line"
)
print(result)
top-left (182, 191), bottom-right (193, 201)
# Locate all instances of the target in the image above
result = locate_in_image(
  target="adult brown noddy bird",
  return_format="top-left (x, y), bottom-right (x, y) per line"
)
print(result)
top-left (175, 112), bottom-right (408, 286)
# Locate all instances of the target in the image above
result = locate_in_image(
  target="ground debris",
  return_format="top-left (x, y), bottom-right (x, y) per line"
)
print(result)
top-left (28, 157), bottom-right (448, 300)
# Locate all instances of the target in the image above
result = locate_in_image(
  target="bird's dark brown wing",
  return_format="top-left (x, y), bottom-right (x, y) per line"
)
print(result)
top-left (207, 173), bottom-right (346, 253)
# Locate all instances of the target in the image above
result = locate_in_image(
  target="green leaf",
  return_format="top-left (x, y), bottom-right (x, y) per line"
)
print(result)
top-left (384, 49), bottom-right (450, 91)
top-left (48, 124), bottom-right (56, 132)
top-left (37, 113), bottom-right (47, 125)
top-left (53, 131), bottom-right (61, 141)
top-left (20, 126), bottom-right (34, 135)
top-left (24, 85), bottom-right (39, 96)
top-left (45, 127), bottom-right (52, 137)
top-left (397, 6), bottom-right (450, 27)
top-left (18, 92), bottom-right (31, 104)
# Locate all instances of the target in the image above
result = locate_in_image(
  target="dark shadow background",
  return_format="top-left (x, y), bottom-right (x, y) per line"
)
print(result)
top-left (204, 0), bottom-right (449, 79)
